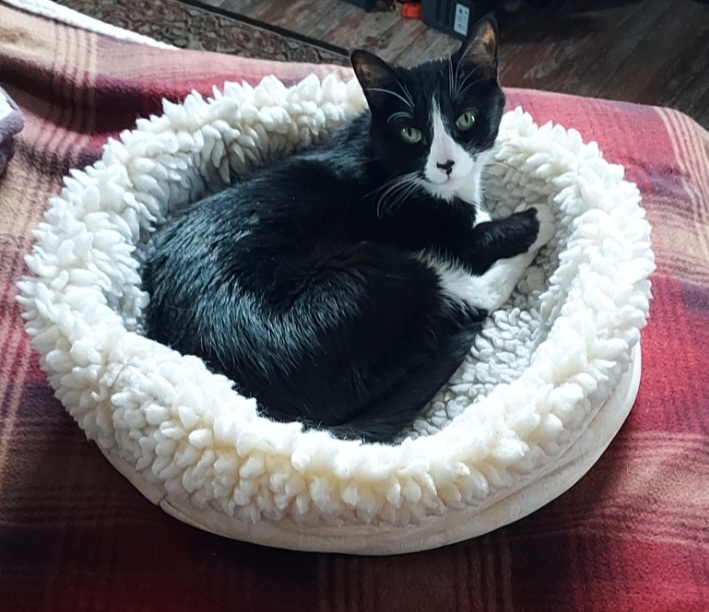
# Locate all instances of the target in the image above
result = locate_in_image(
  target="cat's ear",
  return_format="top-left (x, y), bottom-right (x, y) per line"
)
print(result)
top-left (453, 15), bottom-right (499, 78)
top-left (351, 49), bottom-right (402, 111)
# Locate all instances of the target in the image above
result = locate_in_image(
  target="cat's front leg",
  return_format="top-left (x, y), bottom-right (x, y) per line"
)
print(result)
top-left (465, 204), bottom-right (555, 275)
top-left (430, 204), bottom-right (554, 314)
top-left (468, 203), bottom-right (554, 312)
top-left (515, 202), bottom-right (556, 251)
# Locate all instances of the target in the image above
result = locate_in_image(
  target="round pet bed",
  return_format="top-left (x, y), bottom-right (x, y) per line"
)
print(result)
top-left (18, 74), bottom-right (654, 555)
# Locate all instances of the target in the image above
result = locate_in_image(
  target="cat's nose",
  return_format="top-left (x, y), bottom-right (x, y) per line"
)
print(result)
top-left (436, 160), bottom-right (455, 175)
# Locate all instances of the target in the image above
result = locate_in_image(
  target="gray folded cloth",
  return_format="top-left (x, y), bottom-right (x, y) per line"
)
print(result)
top-left (0, 86), bottom-right (24, 175)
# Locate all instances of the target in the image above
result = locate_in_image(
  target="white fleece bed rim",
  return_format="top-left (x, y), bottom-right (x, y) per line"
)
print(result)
top-left (18, 72), bottom-right (654, 554)
top-left (100, 345), bottom-right (640, 554)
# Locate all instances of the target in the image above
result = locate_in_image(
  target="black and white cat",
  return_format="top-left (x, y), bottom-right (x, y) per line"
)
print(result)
top-left (143, 17), bottom-right (554, 443)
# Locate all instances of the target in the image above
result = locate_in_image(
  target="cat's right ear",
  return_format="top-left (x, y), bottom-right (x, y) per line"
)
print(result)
top-left (454, 15), bottom-right (499, 79)
top-left (351, 50), bottom-right (400, 111)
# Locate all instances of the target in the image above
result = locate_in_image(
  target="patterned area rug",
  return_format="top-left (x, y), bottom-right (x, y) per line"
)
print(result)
top-left (54, 0), bottom-right (350, 65)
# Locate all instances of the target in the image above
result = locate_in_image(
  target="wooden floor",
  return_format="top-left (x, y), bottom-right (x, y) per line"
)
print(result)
top-left (196, 0), bottom-right (709, 127)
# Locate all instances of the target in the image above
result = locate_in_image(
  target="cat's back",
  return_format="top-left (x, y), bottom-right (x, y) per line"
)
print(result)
top-left (145, 113), bottom-right (377, 300)
top-left (174, 112), bottom-right (372, 239)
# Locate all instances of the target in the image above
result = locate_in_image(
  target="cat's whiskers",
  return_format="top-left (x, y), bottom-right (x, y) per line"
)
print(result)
top-left (390, 178), bottom-right (421, 211)
top-left (382, 181), bottom-right (420, 218)
top-left (375, 179), bottom-right (409, 218)
top-left (448, 56), bottom-right (455, 99)
top-left (453, 54), bottom-right (464, 102)
top-left (366, 171), bottom-right (412, 200)
top-left (452, 64), bottom-right (485, 104)
top-left (372, 172), bottom-right (422, 218)
top-left (401, 82), bottom-right (416, 109)
top-left (387, 111), bottom-right (415, 124)
top-left (366, 87), bottom-right (415, 110)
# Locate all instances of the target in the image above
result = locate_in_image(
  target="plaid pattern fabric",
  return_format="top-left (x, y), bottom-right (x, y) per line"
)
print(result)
top-left (1, 3), bottom-right (708, 610)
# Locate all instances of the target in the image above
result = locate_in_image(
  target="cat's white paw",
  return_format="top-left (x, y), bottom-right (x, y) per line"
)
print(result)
top-left (517, 203), bottom-right (556, 251)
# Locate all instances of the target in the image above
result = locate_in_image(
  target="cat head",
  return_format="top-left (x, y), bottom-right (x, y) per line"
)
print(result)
top-left (351, 17), bottom-right (505, 204)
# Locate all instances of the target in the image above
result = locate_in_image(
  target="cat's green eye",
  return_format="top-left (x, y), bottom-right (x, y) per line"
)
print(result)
top-left (455, 111), bottom-right (476, 131)
top-left (399, 126), bottom-right (423, 144)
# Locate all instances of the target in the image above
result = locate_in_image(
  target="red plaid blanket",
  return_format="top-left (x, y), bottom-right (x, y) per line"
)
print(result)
top-left (1, 3), bottom-right (708, 611)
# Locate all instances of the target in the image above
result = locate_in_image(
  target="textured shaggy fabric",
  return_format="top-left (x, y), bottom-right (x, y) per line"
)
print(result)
top-left (15, 72), bottom-right (652, 550)
top-left (2, 1), bottom-right (709, 610)
top-left (14, 1), bottom-right (655, 553)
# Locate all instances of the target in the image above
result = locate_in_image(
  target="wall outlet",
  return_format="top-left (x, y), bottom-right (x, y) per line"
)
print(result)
top-left (453, 4), bottom-right (470, 36)
top-left (422, 0), bottom-right (477, 39)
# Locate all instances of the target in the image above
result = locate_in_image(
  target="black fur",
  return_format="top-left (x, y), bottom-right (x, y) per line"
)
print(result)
top-left (142, 18), bottom-right (541, 443)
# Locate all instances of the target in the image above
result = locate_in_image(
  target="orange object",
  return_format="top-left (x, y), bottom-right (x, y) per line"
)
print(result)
top-left (401, 1), bottom-right (422, 19)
